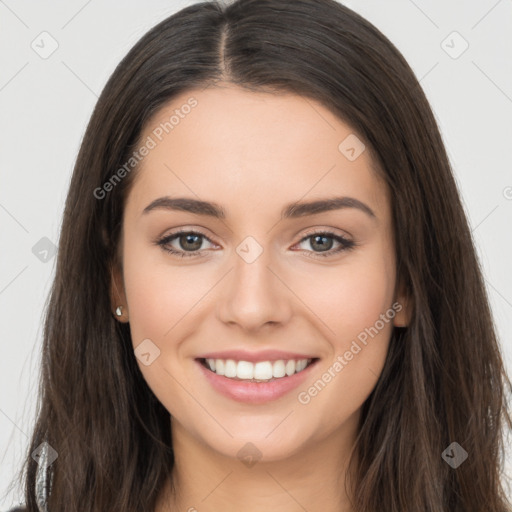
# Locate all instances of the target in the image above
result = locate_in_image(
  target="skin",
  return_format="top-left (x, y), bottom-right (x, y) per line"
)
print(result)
top-left (111, 83), bottom-right (410, 512)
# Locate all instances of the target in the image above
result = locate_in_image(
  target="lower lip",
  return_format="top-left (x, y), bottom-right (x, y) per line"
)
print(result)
top-left (196, 359), bottom-right (319, 404)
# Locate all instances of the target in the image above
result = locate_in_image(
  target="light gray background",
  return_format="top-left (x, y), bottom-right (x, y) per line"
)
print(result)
top-left (1, 0), bottom-right (511, 508)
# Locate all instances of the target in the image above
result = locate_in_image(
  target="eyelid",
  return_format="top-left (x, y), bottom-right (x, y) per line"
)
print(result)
top-left (157, 227), bottom-right (218, 250)
top-left (292, 229), bottom-right (355, 258)
top-left (298, 226), bottom-right (353, 240)
top-left (156, 226), bottom-right (356, 259)
top-left (157, 225), bottom-right (352, 243)
top-left (156, 226), bottom-right (216, 242)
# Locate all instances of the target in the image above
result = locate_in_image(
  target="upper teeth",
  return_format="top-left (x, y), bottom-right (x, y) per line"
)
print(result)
top-left (205, 358), bottom-right (312, 381)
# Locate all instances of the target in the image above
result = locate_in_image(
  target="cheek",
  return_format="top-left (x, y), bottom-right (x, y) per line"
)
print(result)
top-left (120, 241), bottom-right (209, 416)
top-left (303, 247), bottom-right (396, 348)
top-left (334, 265), bottom-right (392, 340)
top-left (122, 237), bottom-right (209, 345)
top-left (122, 228), bottom-right (396, 420)
top-left (294, 248), bottom-right (396, 422)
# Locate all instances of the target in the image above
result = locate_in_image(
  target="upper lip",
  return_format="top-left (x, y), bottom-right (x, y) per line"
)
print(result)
top-left (196, 349), bottom-right (319, 363)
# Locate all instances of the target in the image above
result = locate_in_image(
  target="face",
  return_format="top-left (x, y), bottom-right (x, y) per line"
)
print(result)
top-left (111, 83), bottom-right (409, 463)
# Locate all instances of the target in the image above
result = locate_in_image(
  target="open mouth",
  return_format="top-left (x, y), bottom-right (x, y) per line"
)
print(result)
top-left (197, 357), bottom-right (319, 383)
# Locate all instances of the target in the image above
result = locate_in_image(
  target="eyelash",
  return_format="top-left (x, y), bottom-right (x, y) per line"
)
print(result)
top-left (155, 228), bottom-right (356, 260)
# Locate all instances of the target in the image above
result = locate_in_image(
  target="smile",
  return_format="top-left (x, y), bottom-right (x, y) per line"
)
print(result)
top-left (195, 356), bottom-right (320, 404)
top-left (199, 357), bottom-right (315, 382)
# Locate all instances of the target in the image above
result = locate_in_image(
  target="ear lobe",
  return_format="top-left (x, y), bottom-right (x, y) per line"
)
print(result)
top-left (393, 278), bottom-right (412, 328)
top-left (110, 262), bottom-right (128, 321)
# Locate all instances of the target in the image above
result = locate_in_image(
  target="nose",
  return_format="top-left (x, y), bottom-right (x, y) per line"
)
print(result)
top-left (217, 244), bottom-right (293, 333)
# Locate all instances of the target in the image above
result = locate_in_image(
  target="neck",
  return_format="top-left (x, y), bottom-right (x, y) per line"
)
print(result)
top-left (155, 411), bottom-right (360, 512)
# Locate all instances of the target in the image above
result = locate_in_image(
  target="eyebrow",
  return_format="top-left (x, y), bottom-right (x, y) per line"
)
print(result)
top-left (142, 196), bottom-right (376, 221)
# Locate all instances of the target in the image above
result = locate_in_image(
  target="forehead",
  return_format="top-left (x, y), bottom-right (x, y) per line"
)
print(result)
top-left (126, 84), bottom-right (390, 221)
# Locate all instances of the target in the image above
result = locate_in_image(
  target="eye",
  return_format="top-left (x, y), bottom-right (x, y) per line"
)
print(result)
top-left (156, 229), bottom-right (217, 258)
top-left (155, 229), bottom-right (356, 259)
top-left (293, 230), bottom-right (356, 259)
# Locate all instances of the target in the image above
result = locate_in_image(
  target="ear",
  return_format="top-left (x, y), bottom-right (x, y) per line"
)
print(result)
top-left (110, 262), bottom-right (129, 323)
top-left (392, 276), bottom-right (412, 328)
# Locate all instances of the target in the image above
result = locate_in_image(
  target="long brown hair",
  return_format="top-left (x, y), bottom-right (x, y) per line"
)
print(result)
top-left (10, 0), bottom-right (512, 510)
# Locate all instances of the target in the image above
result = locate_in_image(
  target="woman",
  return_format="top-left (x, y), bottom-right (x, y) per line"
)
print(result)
top-left (8, 0), bottom-right (512, 510)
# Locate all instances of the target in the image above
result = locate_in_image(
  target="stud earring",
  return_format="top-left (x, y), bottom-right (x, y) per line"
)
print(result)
top-left (115, 306), bottom-right (123, 317)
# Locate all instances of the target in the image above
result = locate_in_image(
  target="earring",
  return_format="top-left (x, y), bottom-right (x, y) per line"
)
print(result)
top-left (115, 306), bottom-right (123, 317)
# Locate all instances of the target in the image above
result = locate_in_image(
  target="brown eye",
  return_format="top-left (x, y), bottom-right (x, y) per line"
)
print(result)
top-left (156, 230), bottom-right (215, 258)
top-left (294, 231), bottom-right (356, 259)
